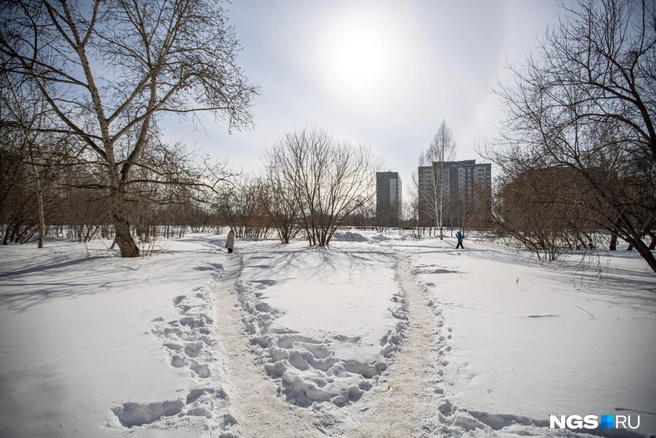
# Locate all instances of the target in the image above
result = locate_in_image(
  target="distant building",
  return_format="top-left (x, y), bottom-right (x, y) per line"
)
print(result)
top-left (376, 172), bottom-right (402, 227)
top-left (418, 160), bottom-right (491, 227)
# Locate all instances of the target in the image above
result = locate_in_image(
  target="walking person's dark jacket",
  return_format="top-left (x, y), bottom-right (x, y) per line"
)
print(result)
top-left (225, 229), bottom-right (235, 253)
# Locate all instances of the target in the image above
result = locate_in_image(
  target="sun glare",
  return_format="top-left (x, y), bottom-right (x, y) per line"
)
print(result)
top-left (321, 18), bottom-right (395, 100)
top-left (332, 27), bottom-right (387, 90)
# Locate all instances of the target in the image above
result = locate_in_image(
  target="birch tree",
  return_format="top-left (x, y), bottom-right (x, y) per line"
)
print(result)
top-left (418, 120), bottom-right (456, 239)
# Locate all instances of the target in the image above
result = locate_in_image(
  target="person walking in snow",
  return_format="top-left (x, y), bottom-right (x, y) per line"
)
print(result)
top-left (225, 228), bottom-right (235, 254)
top-left (455, 230), bottom-right (464, 249)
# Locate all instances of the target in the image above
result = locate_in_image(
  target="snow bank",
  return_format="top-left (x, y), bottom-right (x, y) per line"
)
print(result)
top-left (369, 233), bottom-right (391, 242)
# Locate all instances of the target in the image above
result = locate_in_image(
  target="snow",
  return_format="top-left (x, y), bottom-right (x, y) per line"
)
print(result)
top-left (0, 231), bottom-right (654, 437)
top-left (0, 237), bottom-right (232, 437)
top-left (233, 240), bottom-right (404, 407)
top-left (385, 235), bottom-right (656, 435)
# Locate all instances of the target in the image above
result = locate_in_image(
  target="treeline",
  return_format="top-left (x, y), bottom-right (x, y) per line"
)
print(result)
top-left (1, 122), bottom-right (380, 248)
top-left (483, 0), bottom-right (656, 272)
top-left (0, 119), bottom-right (228, 246)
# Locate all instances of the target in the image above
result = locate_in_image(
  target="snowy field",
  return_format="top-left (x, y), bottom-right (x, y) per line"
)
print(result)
top-left (0, 231), bottom-right (654, 437)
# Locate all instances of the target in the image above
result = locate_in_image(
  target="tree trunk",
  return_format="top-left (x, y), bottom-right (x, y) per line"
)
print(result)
top-left (633, 237), bottom-right (656, 274)
top-left (438, 170), bottom-right (444, 240)
top-left (111, 191), bottom-right (139, 257)
top-left (34, 173), bottom-right (46, 249)
top-left (609, 232), bottom-right (617, 251)
top-left (28, 147), bottom-right (46, 248)
top-left (114, 216), bottom-right (139, 257)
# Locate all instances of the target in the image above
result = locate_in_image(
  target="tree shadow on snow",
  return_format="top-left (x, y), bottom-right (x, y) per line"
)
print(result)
top-left (0, 256), bottom-right (105, 279)
top-left (0, 245), bottom-right (221, 313)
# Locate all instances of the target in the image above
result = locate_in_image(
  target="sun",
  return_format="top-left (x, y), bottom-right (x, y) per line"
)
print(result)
top-left (331, 27), bottom-right (388, 91)
top-left (321, 19), bottom-right (394, 99)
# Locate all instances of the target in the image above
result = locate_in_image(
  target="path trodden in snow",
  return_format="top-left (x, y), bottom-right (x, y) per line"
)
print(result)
top-left (214, 252), bottom-right (327, 437)
top-left (209, 237), bottom-right (627, 437)
top-left (228, 238), bottom-right (407, 412)
top-left (1, 232), bottom-right (653, 437)
top-left (337, 253), bottom-right (445, 437)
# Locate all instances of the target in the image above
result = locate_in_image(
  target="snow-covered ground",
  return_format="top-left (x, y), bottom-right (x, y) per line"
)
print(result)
top-left (234, 237), bottom-right (404, 407)
top-left (0, 231), bottom-right (654, 437)
top-left (382, 234), bottom-right (656, 437)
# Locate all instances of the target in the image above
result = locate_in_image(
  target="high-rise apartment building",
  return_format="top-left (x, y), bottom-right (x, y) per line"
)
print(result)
top-left (376, 172), bottom-right (402, 227)
top-left (418, 160), bottom-right (491, 227)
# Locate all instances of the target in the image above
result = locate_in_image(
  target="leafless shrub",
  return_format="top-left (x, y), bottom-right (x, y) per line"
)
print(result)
top-left (217, 175), bottom-right (270, 240)
top-left (263, 126), bottom-right (381, 247)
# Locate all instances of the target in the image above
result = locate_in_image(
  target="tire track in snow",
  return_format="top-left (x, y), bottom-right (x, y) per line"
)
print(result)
top-left (214, 254), bottom-right (327, 437)
top-left (342, 253), bottom-right (443, 437)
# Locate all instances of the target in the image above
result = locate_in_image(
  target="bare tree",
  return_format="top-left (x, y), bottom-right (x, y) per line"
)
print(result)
top-left (406, 172), bottom-right (421, 238)
top-left (489, 0), bottom-right (656, 273)
top-left (490, 168), bottom-right (602, 261)
top-left (349, 200), bottom-right (376, 230)
top-left (375, 203), bottom-right (397, 231)
top-left (418, 120), bottom-right (456, 239)
top-left (0, 80), bottom-right (75, 247)
top-left (0, 0), bottom-right (257, 256)
top-left (261, 165), bottom-right (301, 244)
top-left (264, 127), bottom-right (381, 247)
top-left (218, 175), bottom-right (270, 240)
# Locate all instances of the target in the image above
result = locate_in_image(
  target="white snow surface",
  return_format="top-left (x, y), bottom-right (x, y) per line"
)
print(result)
top-left (234, 239), bottom-right (404, 408)
top-left (0, 231), bottom-right (654, 437)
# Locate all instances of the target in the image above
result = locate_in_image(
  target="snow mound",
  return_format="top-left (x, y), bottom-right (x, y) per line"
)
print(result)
top-left (234, 275), bottom-right (408, 407)
top-left (330, 231), bottom-right (369, 242)
top-left (369, 233), bottom-right (390, 241)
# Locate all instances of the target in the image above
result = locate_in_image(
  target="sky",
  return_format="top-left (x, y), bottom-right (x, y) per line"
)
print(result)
top-left (162, 0), bottom-right (569, 194)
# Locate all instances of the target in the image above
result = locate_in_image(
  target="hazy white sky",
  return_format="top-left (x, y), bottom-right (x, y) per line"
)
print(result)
top-left (163, 0), bottom-right (569, 190)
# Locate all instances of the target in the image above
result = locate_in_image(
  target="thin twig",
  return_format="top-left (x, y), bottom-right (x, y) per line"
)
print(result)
top-left (577, 306), bottom-right (595, 320)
